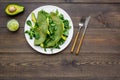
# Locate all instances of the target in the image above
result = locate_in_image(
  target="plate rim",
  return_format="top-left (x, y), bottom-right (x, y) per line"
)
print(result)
top-left (24, 5), bottom-right (74, 54)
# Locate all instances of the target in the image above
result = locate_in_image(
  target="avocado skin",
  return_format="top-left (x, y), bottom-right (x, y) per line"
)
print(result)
top-left (5, 3), bottom-right (25, 16)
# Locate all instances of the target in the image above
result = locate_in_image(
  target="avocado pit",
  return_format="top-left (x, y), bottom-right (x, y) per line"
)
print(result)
top-left (8, 6), bottom-right (16, 13)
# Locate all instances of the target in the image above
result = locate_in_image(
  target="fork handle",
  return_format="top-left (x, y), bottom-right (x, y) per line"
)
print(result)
top-left (76, 32), bottom-right (85, 55)
top-left (71, 31), bottom-right (79, 53)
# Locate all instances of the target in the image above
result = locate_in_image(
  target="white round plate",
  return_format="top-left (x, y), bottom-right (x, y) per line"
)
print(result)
top-left (24, 5), bottom-right (73, 54)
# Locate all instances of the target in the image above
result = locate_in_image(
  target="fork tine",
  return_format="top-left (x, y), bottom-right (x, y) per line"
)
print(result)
top-left (78, 16), bottom-right (85, 31)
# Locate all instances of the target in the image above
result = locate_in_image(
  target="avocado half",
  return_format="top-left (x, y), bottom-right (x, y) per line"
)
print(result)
top-left (5, 3), bottom-right (25, 16)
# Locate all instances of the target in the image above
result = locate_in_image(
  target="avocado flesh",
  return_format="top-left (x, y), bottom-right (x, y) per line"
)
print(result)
top-left (31, 13), bottom-right (36, 23)
top-left (5, 4), bottom-right (24, 16)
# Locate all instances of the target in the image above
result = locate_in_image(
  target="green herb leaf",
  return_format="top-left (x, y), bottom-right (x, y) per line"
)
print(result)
top-left (63, 29), bottom-right (69, 37)
top-left (63, 20), bottom-right (69, 29)
top-left (34, 22), bottom-right (39, 28)
top-left (29, 31), bottom-right (33, 39)
top-left (34, 32), bottom-right (40, 39)
top-left (26, 20), bottom-right (32, 27)
top-left (59, 14), bottom-right (64, 20)
top-left (25, 30), bottom-right (29, 34)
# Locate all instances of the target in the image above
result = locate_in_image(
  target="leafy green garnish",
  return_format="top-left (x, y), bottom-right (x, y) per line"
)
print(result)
top-left (26, 20), bottom-right (32, 27)
top-left (59, 14), bottom-right (64, 20)
top-left (63, 29), bottom-right (69, 37)
top-left (25, 10), bottom-right (71, 51)
top-left (34, 31), bottom-right (40, 39)
top-left (25, 30), bottom-right (34, 39)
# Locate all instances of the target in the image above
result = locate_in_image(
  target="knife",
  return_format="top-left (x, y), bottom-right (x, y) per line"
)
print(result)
top-left (76, 16), bottom-right (91, 55)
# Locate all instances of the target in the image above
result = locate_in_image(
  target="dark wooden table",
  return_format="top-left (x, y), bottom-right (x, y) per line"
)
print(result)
top-left (0, 0), bottom-right (120, 80)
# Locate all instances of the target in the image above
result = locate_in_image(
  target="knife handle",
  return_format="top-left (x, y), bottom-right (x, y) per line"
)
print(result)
top-left (76, 32), bottom-right (85, 55)
top-left (71, 32), bottom-right (79, 53)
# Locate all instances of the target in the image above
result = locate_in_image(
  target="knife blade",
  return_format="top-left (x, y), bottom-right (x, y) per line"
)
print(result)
top-left (84, 16), bottom-right (91, 30)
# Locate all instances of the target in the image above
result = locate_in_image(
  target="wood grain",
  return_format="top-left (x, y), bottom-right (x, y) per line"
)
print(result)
top-left (0, 52), bottom-right (120, 79)
top-left (1, 0), bottom-right (120, 3)
top-left (0, 0), bottom-right (120, 80)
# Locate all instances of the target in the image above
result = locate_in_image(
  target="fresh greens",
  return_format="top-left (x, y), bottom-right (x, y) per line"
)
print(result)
top-left (26, 20), bottom-right (32, 27)
top-left (25, 10), bottom-right (71, 51)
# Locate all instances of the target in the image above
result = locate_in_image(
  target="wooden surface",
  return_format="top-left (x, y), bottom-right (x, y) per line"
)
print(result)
top-left (0, 0), bottom-right (120, 80)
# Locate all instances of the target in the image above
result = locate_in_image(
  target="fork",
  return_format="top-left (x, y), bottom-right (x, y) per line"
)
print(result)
top-left (71, 16), bottom-right (86, 53)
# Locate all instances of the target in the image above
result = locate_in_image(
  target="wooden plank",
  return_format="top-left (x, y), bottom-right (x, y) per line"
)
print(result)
top-left (0, 77), bottom-right (120, 80)
top-left (1, 0), bottom-right (120, 3)
top-left (0, 53), bottom-right (120, 78)
top-left (0, 52), bottom-right (120, 65)
top-left (0, 28), bottom-right (120, 54)
top-left (0, 3), bottom-right (120, 28)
